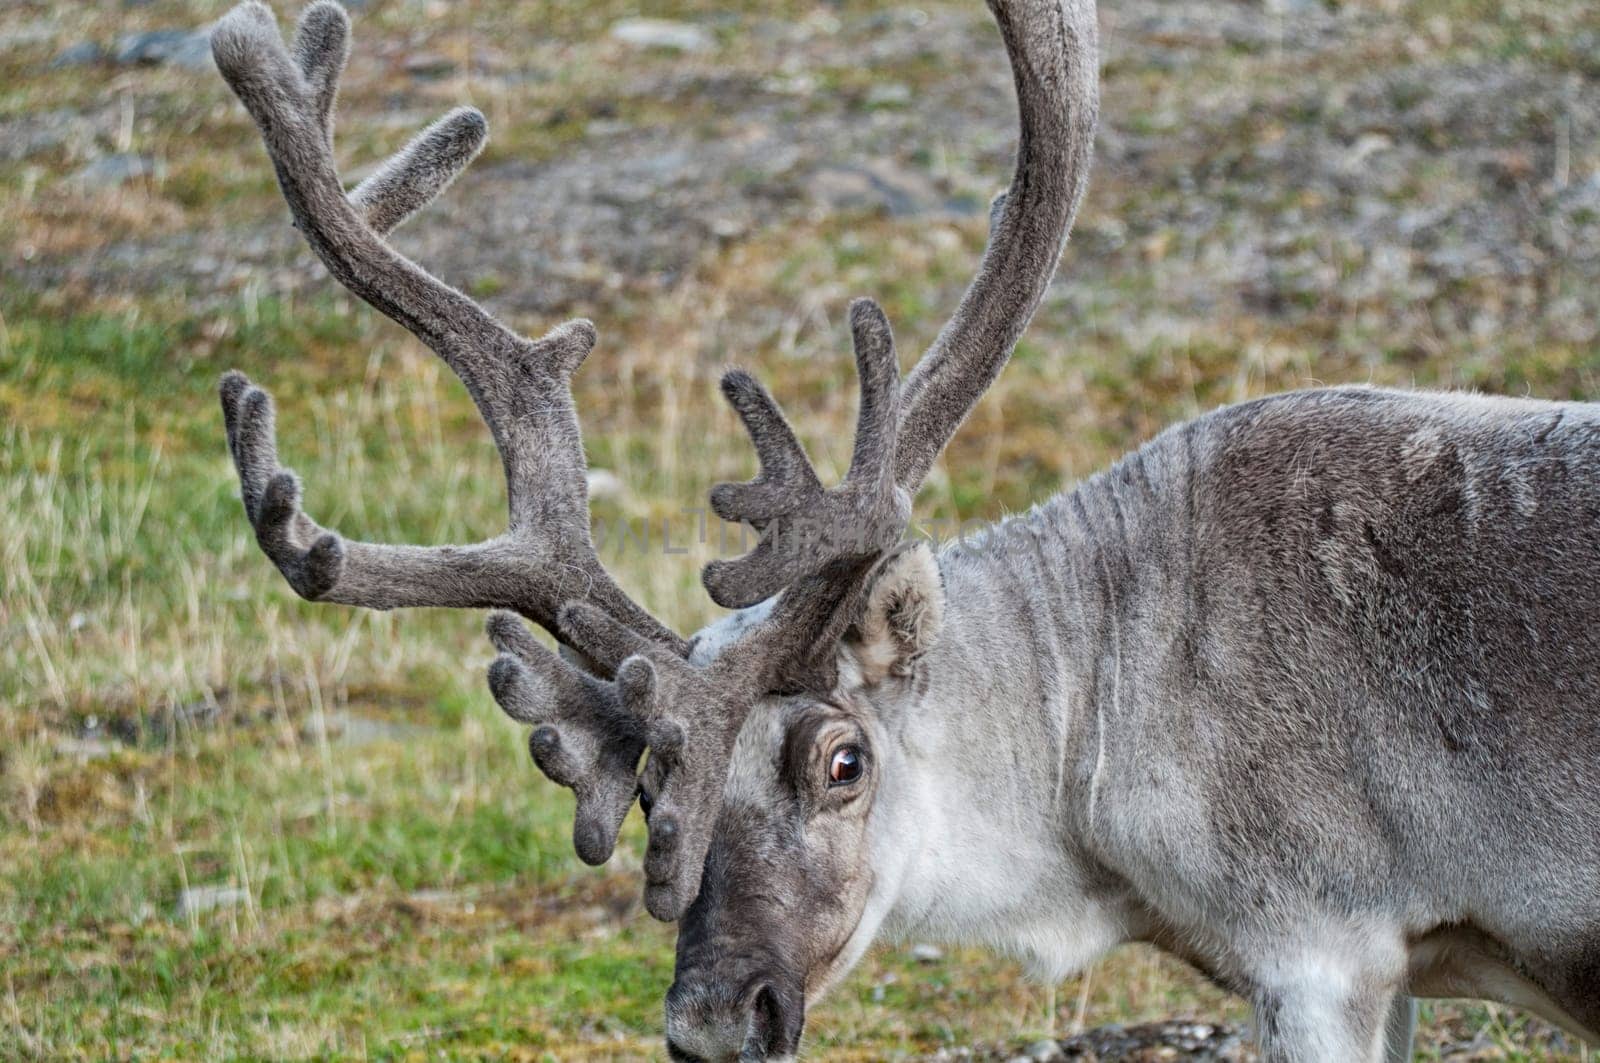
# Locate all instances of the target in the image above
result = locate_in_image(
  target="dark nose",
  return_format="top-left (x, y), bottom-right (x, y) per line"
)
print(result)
top-left (664, 975), bottom-right (803, 1062)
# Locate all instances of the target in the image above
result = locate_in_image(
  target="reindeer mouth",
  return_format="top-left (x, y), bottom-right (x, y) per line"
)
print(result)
top-left (665, 978), bottom-right (805, 1063)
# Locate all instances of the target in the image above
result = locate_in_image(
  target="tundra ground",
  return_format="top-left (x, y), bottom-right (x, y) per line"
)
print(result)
top-left (3, 0), bottom-right (1598, 1058)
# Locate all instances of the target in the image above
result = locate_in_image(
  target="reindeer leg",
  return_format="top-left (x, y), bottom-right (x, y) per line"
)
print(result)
top-left (1246, 942), bottom-right (1405, 1063)
top-left (1381, 994), bottom-right (1417, 1063)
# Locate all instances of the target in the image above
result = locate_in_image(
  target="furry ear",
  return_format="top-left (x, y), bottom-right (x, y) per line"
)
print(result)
top-left (845, 543), bottom-right (945, 686)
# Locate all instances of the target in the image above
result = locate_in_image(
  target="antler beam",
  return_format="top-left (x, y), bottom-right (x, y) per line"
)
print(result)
top-left (212, 0), bottom-right (687, 865)
top-left (893, 0), bottom-right (1099, 494)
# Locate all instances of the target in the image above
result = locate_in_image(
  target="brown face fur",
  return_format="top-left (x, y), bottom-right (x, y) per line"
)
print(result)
top-left (660, 695), bottom-right (882, 1062)
top-left (663, 547), bottom-right (944, 1062)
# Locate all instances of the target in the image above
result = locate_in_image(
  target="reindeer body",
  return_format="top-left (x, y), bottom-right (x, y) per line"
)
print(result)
top-left (211, 0), bottom-right (1600, 1055)
top-left (809, 386), bottom-right (1600, 1056)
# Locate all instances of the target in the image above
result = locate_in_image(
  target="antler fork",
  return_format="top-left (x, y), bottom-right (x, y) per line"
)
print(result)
top-left (212, 0), bottom-right (685, 865)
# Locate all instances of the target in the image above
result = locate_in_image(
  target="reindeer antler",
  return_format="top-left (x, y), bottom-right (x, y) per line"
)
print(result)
top-left (703, 299), bottom-right (909, 609)
top-left (214, 0), bottom-right (1097, 922)
top-left (212, 0), bottom-right (685, 865)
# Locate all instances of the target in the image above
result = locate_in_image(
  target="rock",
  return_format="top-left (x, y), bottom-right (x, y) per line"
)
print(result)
top-left (866, 82), bottom-right (913, 109)
top-left (909, 942), bottom-right (944, 963)
top-left (69, 153), bottom-right (161, 189)
top-left (804, 160), bottom-right (961, 218)
top-left (113, 28), bottom-right (214, 71)
top-left (175, 885), bottom-right (247, 920)
top-left (402, 52), bottom-right (456, 80)
top-left (1026, 1039), bottom-right (1064, 1061)
top-left (50, 41), bottom-right (105, 69)
top-left (1053, 1020), bottom-right (1257, 1062)
top-left (55, 737), bottom-right (115, 761)
top-left (314, 711), bottom-right (422, 747)
top-left (608, 18), bottom-right (713, 53)
top-left (0, 23), bottom-right (55, 52)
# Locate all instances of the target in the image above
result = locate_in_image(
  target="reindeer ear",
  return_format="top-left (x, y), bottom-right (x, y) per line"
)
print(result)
top-left (846, 543), bottom-right (944, 686)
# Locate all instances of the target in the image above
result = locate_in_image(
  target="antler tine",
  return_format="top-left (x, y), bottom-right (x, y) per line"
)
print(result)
top-left (893, 0), bottom-right (1099, 494)
top-left (485, 613), bottom-right (648, 865)
top-left (214, 1), bottom-right (690, 871)
top-left (213, 0), bottom-right (686, 647)
top-left (702, 298), bottom-right (911, 610)
top-left (221, 370), bottom-right (528, 607)
top-left (351, 107), bottom-right (490, 236)
top-left (553, 551), bottom-right (877, 921)
top-left (703, 0), bottom-right (1098, 582)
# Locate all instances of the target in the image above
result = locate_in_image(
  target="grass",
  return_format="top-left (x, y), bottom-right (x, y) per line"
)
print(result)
top-left (3, 0), bottom-right (1598, 1058)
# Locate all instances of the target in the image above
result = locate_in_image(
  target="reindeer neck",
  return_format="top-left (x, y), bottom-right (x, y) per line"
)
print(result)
top-left (877, 443), bottom-right (1189, 977)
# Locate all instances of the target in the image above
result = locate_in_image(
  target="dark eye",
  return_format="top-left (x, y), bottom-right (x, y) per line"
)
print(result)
top-left (638, 787), bottom-right (654, 820)
top-left (827, 746), bottom-right (864, 787)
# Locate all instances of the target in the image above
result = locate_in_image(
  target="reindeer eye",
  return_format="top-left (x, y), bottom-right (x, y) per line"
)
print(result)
top-left (828, 746), bottom-right (863, 787)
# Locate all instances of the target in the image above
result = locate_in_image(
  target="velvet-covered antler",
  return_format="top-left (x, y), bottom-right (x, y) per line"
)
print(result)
top-left (893, 0), bottom-right (1100, 494)
top-left (211, 0), bottom-right (686, 865)
top-left (606, 0), bottom-right (1100, 919)
top-left (703, 298), bottom-right (909, 609)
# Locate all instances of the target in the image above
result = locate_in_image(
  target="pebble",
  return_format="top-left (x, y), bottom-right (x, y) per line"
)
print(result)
top-left (175, 886), bottom-right (247, 920)
top-left (69, 153), bottom-right (161, 189)
top-left (909, 942), bottom-right (944, 963)
top-left (402, 52), bottom-right (456, 80)
top-left (50, 41), bottom-right (105, 69)
top-left (608, 18), bottom-right (713, 53)
top-left (113, 28), bottom-right (214, 71)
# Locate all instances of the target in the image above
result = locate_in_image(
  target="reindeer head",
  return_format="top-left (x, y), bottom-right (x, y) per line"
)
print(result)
top-left (209, 0), bottom-right (1096, 1057)
top-left (660, 543), bottom-right (945, 1060)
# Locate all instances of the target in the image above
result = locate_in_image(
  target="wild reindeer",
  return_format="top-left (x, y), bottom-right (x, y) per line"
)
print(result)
top-left (209, 0), bottom-right (1600, 1059)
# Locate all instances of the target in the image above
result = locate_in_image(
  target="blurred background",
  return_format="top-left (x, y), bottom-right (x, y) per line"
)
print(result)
top-left (3, 0), bottom-right (1598, 1058)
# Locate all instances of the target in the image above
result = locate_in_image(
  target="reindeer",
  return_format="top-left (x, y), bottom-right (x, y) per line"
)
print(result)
top-left (208, 0), bottom-right (1600, 1059)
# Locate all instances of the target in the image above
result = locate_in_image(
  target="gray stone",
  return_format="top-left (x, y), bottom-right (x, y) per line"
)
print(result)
top-left (402, 52), bottom-right (456, 80)
top-left (50, 41), bottom-right (105, 69)
top-left (175, 885), bottom-right (247, 920)
top-left (313, 711), bottom-right (422, 747)
top-left (113, 28), bottom-right (214, 72)
top-left (608, 18), bottom-right (713, 53)
top-left (69, 153), bottom-right (161, 188)
top-left (0, 23), bottom-right (54, 52)
top-left (865, 82), bottom-right (913, 109)
top-left (908, 942), bottom-right (943, 963)
top-left (804, 160), bottom-right (961, 218)
top-left (1025, 1040), bottom-right (1063, 1062)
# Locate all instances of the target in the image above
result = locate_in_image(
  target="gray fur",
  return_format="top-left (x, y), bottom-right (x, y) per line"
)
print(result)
top-left (675, 388), bottom-right (1600, 1061)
